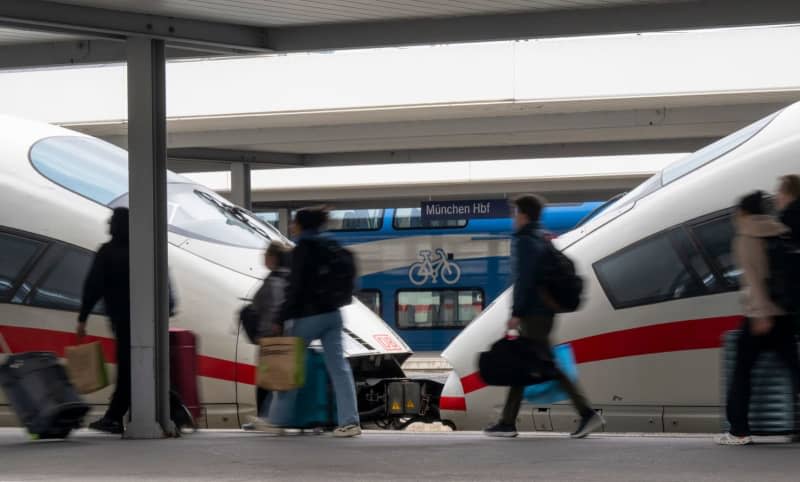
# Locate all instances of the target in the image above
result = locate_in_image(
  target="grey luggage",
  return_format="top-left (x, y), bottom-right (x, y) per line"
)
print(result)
top-left (722, 330), bottom-right (799, 435)
top-left (0, 335), bottom-right (89, 439)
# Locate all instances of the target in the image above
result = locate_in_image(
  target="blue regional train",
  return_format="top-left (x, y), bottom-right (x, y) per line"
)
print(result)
top-left (319, 203), bottom-right (602, 351)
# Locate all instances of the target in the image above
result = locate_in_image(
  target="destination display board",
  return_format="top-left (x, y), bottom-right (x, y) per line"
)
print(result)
top-left (421, 199), bottom-right (510, 222)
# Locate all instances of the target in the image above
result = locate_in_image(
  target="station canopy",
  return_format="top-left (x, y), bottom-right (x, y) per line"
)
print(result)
top-left (1, 1), bottom-right (799, 70)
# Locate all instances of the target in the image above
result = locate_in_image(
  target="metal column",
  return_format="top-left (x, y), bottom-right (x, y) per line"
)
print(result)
top-left (125, 37), bottom-right (172, 439)
top-left (278, 207), bottom-right (290, 236)
top-left (230, 162), bottom-right (252, 210)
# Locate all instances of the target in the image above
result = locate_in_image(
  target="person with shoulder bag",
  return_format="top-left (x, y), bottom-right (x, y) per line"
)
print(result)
top-left (241, 243), bottom-right (290, 429)
top-left (483, 194), bottom-right (603, 439)
top-left (263, 206), bottom-right (361, 438)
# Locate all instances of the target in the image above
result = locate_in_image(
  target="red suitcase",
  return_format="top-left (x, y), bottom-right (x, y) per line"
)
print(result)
top-left (169, 329), bottom-right (201, 420)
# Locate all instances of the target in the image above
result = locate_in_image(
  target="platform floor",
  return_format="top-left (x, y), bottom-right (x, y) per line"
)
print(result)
top-left (1, 429), bottom-right (799, 481)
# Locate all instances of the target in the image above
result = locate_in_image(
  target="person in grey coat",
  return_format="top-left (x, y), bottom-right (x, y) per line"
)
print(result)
top-left (251, 242), bottom-right (290, 418)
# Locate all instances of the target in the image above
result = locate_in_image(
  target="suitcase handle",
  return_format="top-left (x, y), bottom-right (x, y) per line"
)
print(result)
top-left (0, 332), bottom-right (11, 355)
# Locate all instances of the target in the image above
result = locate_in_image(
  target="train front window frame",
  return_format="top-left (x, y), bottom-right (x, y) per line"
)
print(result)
top-left (27, 247), bottom-right (95, 313)
top-left (395, 289), bottom-right (484, 329)
top-left (0, 231), bottom-right (45, 301)
top-left (392, 208), bottom-right (469, 230)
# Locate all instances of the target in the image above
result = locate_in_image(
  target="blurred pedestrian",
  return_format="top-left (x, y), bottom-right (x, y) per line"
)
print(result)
top-left (484, 194), bottom-right (603, 439)
top-left (777, 174), bottom-right (800, 244)
top-left (241, 242), bottom-right (289, 430)
top-left (717, 191), bottom-right (800, 446)
top-left (263, 206), bottom-right (361, 437)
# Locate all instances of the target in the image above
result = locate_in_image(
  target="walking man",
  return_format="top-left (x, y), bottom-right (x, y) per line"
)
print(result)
top-left (484, 194), bottom-right (603, 439)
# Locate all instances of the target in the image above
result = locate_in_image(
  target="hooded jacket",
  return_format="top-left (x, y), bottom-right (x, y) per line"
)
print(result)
top-left (252, 267), bottom-right (288, 338)
top-left (732, 214), bottom-right (790, 319)
top-left (511, 222), bottom-right (555, 318)
top-left (79, 208), bottom-right (131, 328)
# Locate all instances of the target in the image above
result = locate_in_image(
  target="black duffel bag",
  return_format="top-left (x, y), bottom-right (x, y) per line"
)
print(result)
top-left (478, 336), bottom-right (559, 387)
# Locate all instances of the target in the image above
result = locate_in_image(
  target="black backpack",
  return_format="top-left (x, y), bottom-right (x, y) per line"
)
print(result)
top-left (313, 237), bottom-right (357, 310)
top-left (540, 241), bottom-right (584, 313)
top-left (766, 235), bottom-right (800, 314)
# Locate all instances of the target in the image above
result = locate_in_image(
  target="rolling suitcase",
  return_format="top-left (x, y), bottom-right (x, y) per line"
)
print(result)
top-left (722, 330), bottom-right (800, 435)
top-left (0, 334), bottom-right (89, 439)
top-left (169, 328), bottom-right (201, 431)
top-left (287, 349), bottom-right (336, 431)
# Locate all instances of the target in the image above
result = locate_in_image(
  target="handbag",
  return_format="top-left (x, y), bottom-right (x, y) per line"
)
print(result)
top-left (478, 335), bottom-right (558, 387)
top-left (64, 341), bottom-right (109, 394)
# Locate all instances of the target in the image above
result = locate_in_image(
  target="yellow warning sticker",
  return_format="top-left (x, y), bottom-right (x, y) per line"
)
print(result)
top-left (391, 401), bottom-right (401, 412)
top-left (406, 400), bottom-right (416, 410)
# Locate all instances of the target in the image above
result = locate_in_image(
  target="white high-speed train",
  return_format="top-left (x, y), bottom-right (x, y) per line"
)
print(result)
top-left (439, 102), bottom-right (800, 433)
top-left (0, 115), bottom-right (437, 429)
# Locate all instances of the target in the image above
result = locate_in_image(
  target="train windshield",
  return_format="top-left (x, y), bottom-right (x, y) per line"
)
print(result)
top-left (30, 136), bottom-right (289, 249)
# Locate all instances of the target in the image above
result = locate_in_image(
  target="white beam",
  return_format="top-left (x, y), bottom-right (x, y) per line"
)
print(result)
top-left (126, 36), bottom-right (171, 439)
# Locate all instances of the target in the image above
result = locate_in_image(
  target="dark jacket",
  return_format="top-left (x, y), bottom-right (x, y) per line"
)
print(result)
top-left (79, 210), bottom-right (131, 328)
top-left (511, 222), bottom-right (554, 318)
top-left (79, 208), bottom-right (175, 330)
top-left (252, 268), bottom-right (288, 337)
top-left (279, 231), bottom-right (335, 323)
top-left (780, 198), bottom-right (800, 245)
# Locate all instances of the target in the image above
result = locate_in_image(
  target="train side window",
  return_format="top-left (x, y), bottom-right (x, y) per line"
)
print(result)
top-left (594, 229), bottom-right (707, 309)
top-left (328, 209), bottom-right (384, 231)
top-left (0, 232), bottom-right (44, 300)
top-left (393, 208), bottom-right (468, 230)
top-left (396, 289), bottom-right (484, 329)
top-left (28, 248), bottom-right (94, 312)
top-left (690, 215), bottom-right (740, 289)
top-left (355, 290), bottom-right (382, 316)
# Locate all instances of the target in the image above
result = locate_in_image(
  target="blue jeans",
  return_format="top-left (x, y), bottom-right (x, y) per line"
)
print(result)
top-left (265, 310), bottom-right (360, 427)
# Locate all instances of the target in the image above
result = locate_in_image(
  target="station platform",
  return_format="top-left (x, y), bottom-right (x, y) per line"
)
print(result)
top-left (1, 428), bottom-right (798, 481)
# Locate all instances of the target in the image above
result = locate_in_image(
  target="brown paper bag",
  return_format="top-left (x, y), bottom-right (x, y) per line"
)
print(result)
top-left (65, 341), bottom-right (109, 394)
top-left (257, 337), bottom-right (305, 391)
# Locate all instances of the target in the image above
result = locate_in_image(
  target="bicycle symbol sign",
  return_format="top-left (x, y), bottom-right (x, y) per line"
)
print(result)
top-left (408, 248), bottom-right (462, 286)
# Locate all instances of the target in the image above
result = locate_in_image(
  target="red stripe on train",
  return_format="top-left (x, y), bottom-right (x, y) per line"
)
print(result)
top-left (457, 315), bottom-right (744, 396)
top-left (0, 325), bottom-right (257, 385)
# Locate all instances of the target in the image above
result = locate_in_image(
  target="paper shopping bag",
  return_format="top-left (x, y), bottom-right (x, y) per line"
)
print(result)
top-left (257, 337), bottom-right (306, 391)
top-left (65, 341), bottom-right (109, 394)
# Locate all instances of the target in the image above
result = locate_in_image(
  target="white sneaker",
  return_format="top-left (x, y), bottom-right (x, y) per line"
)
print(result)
top-left (251, 417), bottom-right (286, 435)
top-left (333, 424), bottom-right (362, 438)
top-left (714, 432), bottom-right (753, 446)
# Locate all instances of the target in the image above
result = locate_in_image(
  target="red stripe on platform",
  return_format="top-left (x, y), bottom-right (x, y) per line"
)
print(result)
top-left (460, 315), bottom-right (744, 395)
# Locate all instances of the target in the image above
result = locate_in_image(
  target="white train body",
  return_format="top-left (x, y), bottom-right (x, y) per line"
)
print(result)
top-left (440, 103), bottom-right (800, 433)
top-left (0, 115), bottom-right (411, 428)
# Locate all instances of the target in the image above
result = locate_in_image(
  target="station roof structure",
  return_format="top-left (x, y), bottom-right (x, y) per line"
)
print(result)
top-left (1, 1), bottom-right (800, 70)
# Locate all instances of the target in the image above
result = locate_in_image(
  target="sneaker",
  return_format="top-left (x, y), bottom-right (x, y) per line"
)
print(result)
top-left (570, 411), bottom-right (604, 439)
top-left (241, 422), bottom-right (256, 431)
top-left (715, 432), bottom-right (753, 446)
top-left (483, 423), bottom-right (518, 438)
top-left (88, 418), bottom-right (123, 435)
top-left (251, 418), bottom-right (286, 435)
top-left (333, 424), bottom-right (362, 438)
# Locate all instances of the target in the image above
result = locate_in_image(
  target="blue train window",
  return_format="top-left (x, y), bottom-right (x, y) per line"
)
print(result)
top-left (396, 289), bottom-right (483, 329)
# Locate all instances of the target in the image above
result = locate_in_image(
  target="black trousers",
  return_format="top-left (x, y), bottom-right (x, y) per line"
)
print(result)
top-left (501, 315), bottom-right (593, 426)
top-left (726, 317), bottom-right (800, 436)
top-left (106, 323), bottom-right (131, 423)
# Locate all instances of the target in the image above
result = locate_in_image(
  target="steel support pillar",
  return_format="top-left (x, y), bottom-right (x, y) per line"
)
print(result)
top-left (230, 162), bottom-right (252, 210)
top-left (278, 207), bottom-right (290, 236)
top-left (125, 37), bottom-right (172, 439)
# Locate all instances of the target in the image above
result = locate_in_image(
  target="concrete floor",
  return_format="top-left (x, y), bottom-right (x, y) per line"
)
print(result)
top-left (0, 429), bottom-right (799, 481)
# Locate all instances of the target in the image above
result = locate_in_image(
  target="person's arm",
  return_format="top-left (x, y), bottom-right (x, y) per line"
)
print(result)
top-left (77, 248), bottom-right (106, 335)
top-left (279, 240), bottom-right (311, 324)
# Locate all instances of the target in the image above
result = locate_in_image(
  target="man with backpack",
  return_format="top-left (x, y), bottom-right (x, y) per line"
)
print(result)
top-left (263, 206), bottom-right (361, 437)
top-left (484, 195), bottom-right (603, 439)
top-left (717, 191), bottom-right (800, 446)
